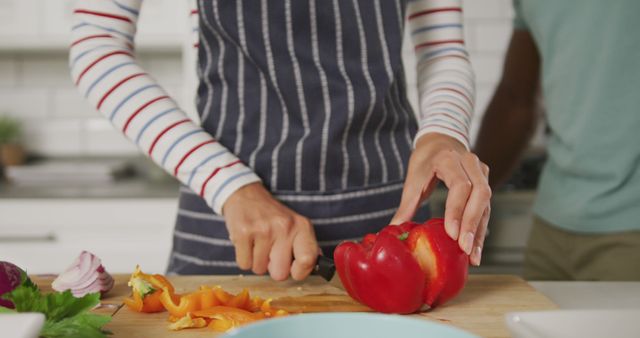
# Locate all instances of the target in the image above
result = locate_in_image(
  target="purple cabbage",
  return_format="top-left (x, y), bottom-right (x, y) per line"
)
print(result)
top-left (0, 261), bottom-right (30, 308)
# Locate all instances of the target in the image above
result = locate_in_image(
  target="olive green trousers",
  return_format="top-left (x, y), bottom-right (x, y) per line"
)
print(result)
top-left (524, 216), bottom-right (640, 281)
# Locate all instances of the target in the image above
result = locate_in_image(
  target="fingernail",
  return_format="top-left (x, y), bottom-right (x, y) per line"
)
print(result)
top-left (462, 232), bottom-right (474, 255)
top-left (445, 220), bottom-right (460, 240)
top-left (472, 246), bottom-right (482, 266)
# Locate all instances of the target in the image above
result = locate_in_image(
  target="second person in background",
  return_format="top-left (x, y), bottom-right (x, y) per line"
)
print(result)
top-left (476, 0), bottom-right (640, 280)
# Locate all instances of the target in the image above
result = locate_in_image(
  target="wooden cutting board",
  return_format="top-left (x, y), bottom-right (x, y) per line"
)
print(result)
top-left (33, 274), bottom-right (556, 338)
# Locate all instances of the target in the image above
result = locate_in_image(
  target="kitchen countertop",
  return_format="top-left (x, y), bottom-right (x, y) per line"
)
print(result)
top-left (30, 274), bottom-right (640, 337)
top-left (0, 178), bottom-right (179, 199)
top-left (0, 156), bottom-right (180, 199)
top-left (32, 274), bottom-right (557, 338)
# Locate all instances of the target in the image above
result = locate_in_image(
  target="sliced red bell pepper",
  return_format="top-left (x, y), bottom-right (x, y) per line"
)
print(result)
top-left (334, 226), bottom-right (426, 314)
top-left (334, 218), bottom-right (468, 314)
top-left (407, 218), bottom-right (469, 307)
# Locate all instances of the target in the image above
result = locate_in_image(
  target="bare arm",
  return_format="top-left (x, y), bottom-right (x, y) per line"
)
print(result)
top-left (474, 30), bottom-right (541, 188)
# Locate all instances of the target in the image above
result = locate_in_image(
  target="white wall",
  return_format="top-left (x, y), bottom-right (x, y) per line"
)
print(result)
top-left (0, 0), bottom-right (514, 157)
top-left (0, 0), bottom-right (188, 156)
top-left (0, 52), bottom-right (185, 156)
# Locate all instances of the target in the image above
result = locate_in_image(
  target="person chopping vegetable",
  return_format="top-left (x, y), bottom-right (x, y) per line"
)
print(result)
top-left (69, 0), bottom-right (490, 280)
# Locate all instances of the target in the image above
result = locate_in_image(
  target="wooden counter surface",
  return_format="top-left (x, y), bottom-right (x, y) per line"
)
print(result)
top-left (32, 274), bottom-right (556, 338)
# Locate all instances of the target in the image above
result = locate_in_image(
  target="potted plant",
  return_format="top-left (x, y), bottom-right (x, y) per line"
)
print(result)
top-left (0, 116), bottom-right (25, 166)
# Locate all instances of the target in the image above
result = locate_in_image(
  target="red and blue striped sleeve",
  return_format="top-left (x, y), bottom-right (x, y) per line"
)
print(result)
top-left (407, 0), bottom-right (475, 149)
top-left (69, 0), bottom-right (261, 214)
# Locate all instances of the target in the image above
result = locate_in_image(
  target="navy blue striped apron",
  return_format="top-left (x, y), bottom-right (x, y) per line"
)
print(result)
top-left (167, 0), bottom-right (431, 275)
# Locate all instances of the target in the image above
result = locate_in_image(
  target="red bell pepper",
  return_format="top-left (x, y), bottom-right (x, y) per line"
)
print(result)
top-left (334, 218), bottom-right (468, 314)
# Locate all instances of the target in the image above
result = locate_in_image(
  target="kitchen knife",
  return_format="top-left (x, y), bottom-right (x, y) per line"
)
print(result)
top-left (312, 255), bottom-right (336, 282)
top-left (270, 255), bottom-right (367, 312)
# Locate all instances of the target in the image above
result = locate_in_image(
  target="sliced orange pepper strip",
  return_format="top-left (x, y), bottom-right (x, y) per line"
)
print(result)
top-left (123, 290), bottom-right (144, 312)
top-left (208, 317), bottom-right (234, 332)
top-left (200, 288), bottom-right (220, 309)
top-left (193, 306), bottom-right (265, 332)
top-left (226, 288), bottom-right (251, 310)
top-left (274, 309), bottom-right (288, 317)
top-left (160, 287), bottom-right (223, 318)
top-left (248, 296), bottom-right (264, 312)
top-left (124, 266), bottom-right (175, 313)
top-left (168, 313), bottom-right (208, 331)
top-left (213, 287), bottom-right (233, 304)
top-left (160, 287), bottom-right (199, 318)
top-left (129, 290), bottom-right (164, 313)
top-left (192, 306), bottom-right (263, 321)
top-left (149, 274), bottom-right (175, 293)
top-left (260, 298), bottom-right (274, 313)
top-left (127, 266), bottom-right (289, 332)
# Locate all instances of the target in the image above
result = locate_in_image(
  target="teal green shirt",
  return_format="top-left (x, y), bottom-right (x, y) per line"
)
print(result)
top-left (514, 0), bottom-right (640, 233)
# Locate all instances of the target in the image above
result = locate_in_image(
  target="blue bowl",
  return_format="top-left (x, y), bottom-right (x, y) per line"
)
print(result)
top-left (221, 312), bottom-right (478, 338)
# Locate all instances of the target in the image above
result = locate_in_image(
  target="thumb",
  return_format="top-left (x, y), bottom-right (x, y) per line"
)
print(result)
top-left (390, 184), bottom-right (422, 225)
top-left (391, 174), bottom-right (438, 225)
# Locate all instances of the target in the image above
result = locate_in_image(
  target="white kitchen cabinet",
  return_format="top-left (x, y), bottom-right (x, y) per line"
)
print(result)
top-left (137, 0), bottom-right (188, 45)
top-left (42, 0), bottom-right (75, 40)
top-left (0, 0), bottom-right (39, 38)
top-left (0, 198), bottom-right (178, 274)
top-left (0, 0), bottom-right (186, 52)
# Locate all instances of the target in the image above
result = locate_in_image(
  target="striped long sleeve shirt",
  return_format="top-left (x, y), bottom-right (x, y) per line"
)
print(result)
top-left (69, 0), bottom-right (474, 214)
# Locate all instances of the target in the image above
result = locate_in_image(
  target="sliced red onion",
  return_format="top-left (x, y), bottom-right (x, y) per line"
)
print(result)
top-left (70, 273), bottom-right (114, 298)
top-left (52, 251), bottom-right (114, 297)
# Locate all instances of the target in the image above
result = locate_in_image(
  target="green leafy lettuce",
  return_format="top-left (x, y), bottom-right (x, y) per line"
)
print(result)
top-left (0, 284), bottom-right (111, 338)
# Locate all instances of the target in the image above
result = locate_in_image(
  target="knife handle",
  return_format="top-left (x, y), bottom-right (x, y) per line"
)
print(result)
top-left (313, 255), bottom-right (336, 281)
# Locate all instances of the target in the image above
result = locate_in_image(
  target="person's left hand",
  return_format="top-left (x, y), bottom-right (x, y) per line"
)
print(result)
top-left (390, 133), bottom-right (491, 266)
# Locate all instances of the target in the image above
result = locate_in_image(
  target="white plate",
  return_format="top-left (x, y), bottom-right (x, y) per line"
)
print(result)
top-left (506, 309), bottom-right (640, 338)
top-left (0, 312), bottom-right (45, 338)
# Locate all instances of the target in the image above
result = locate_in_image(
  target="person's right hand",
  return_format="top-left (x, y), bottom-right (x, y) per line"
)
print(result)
top-left (222, 182), bottom-right (319, 281)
